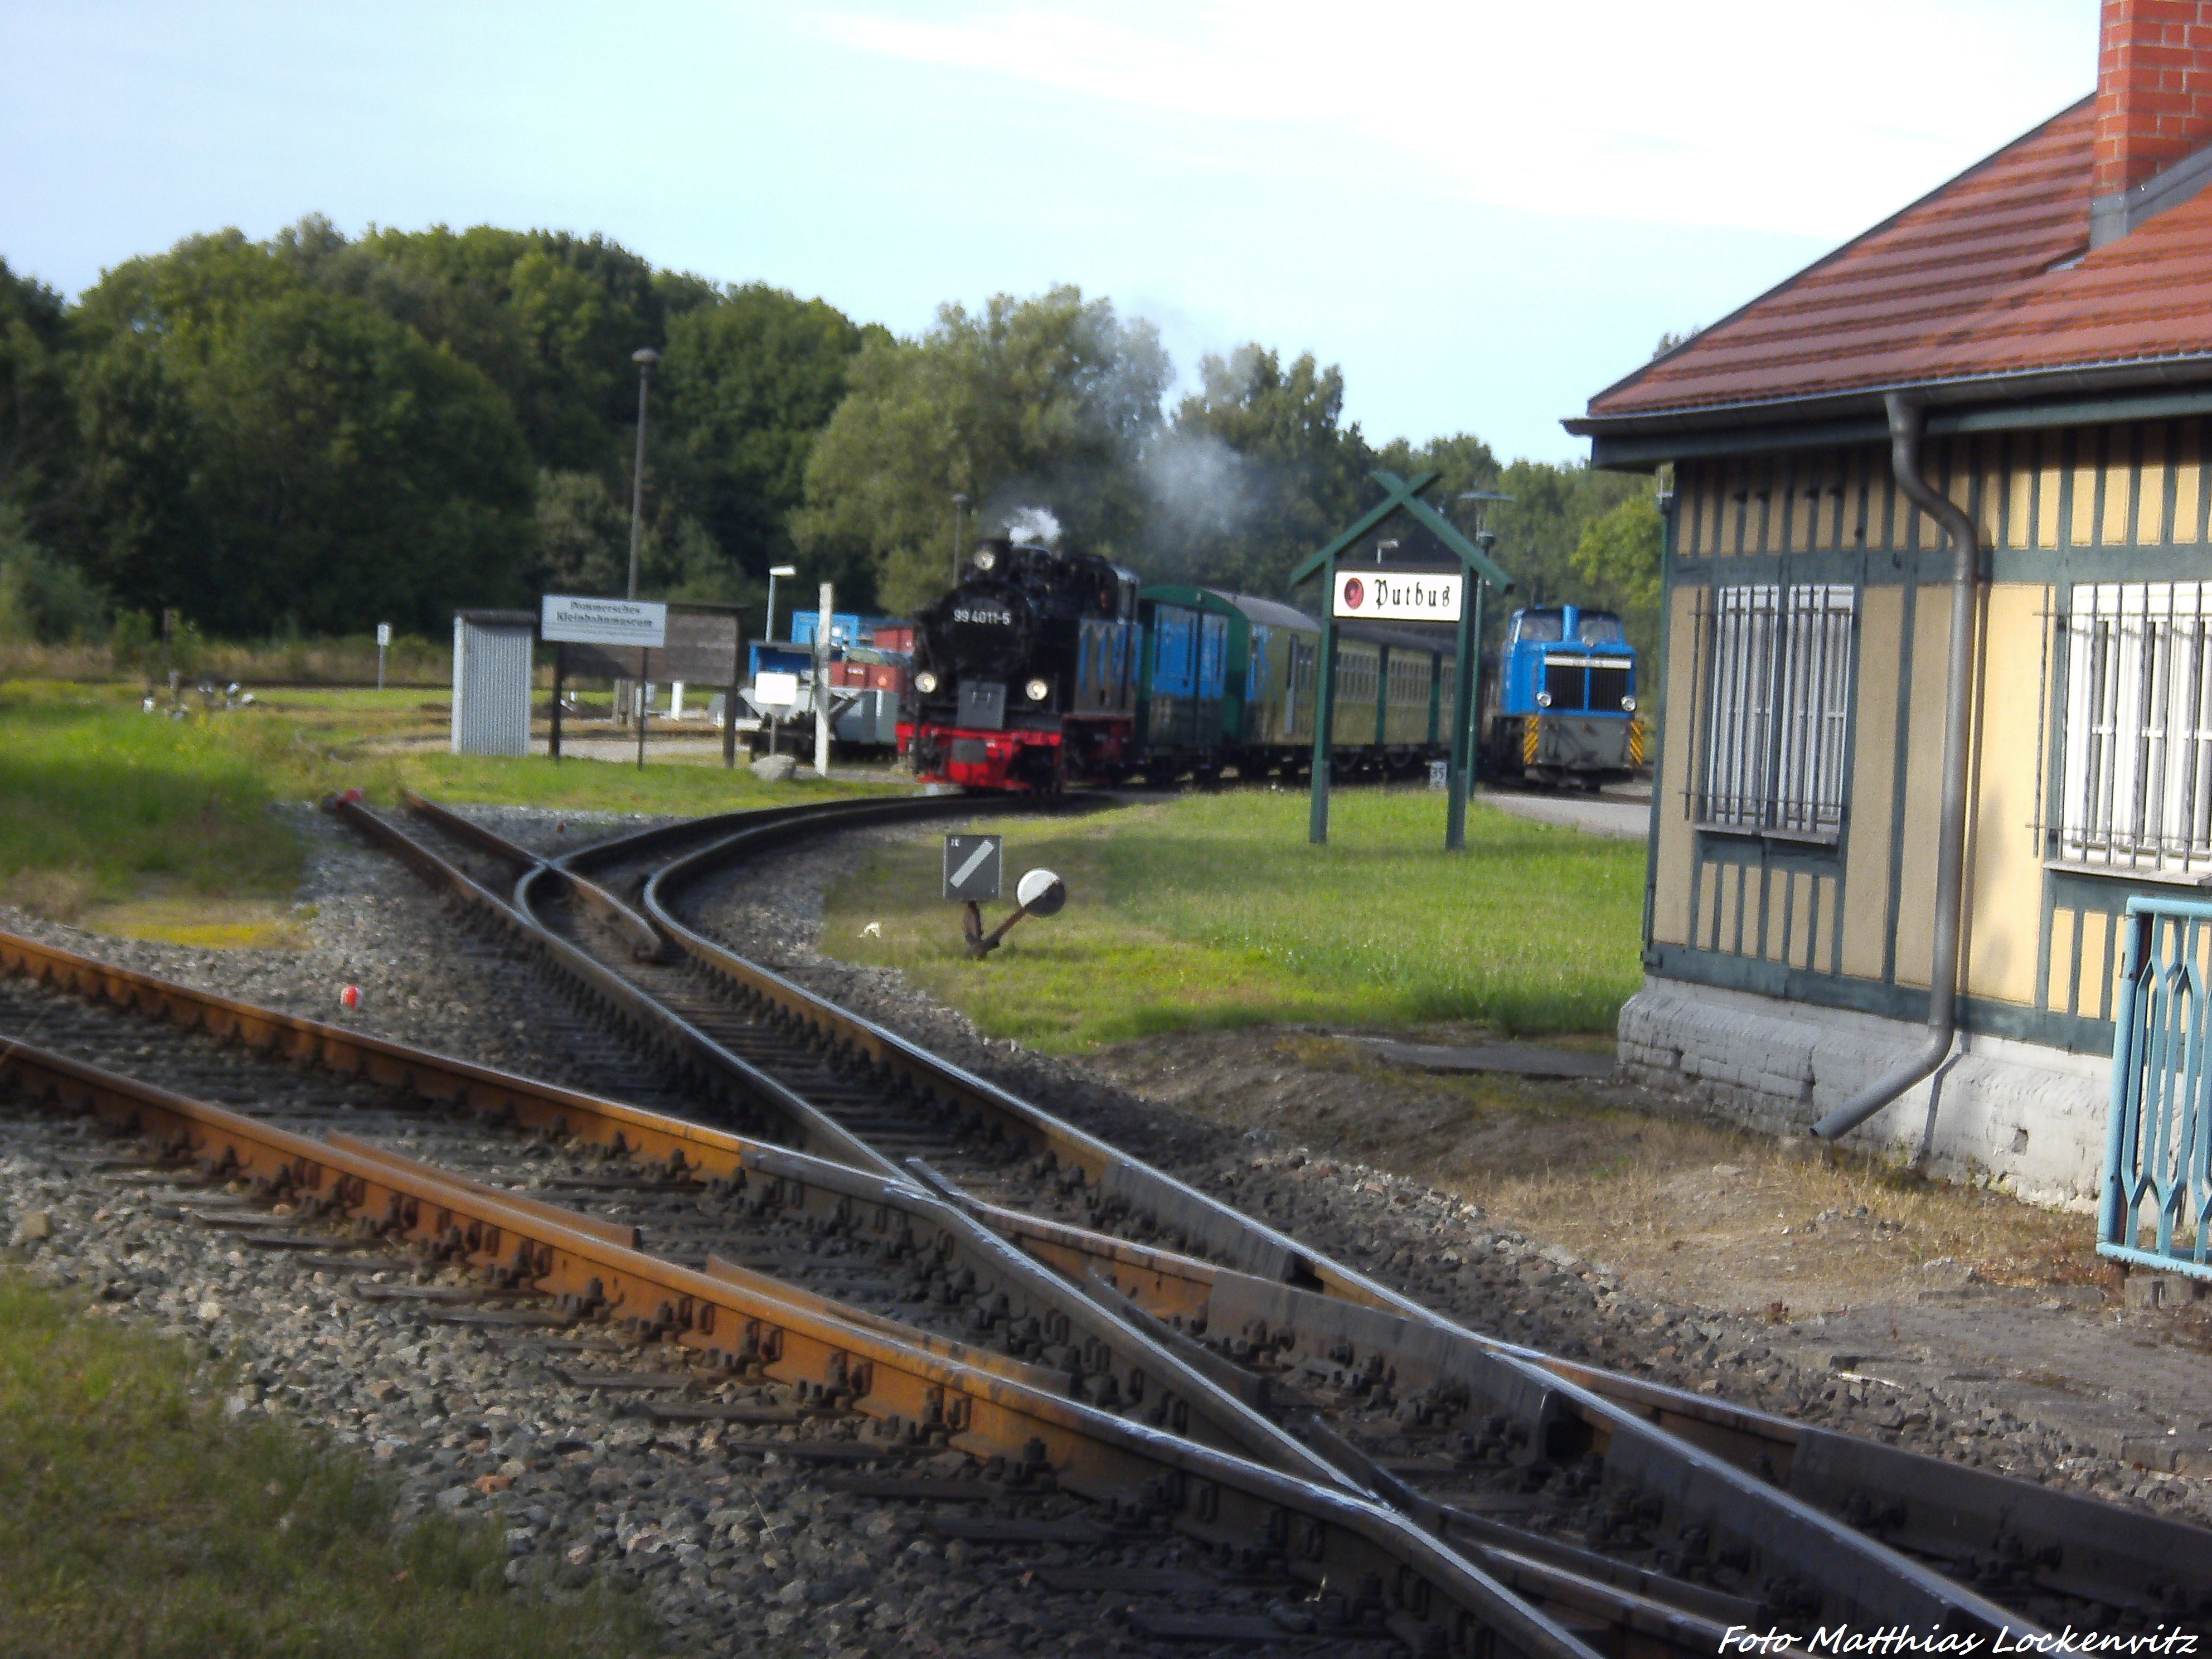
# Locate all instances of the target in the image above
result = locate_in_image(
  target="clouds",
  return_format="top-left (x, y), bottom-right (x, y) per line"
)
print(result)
top-left (816, 0), bottom-right (2093, 240)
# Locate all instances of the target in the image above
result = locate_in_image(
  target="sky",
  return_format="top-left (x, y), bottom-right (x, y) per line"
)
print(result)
top-left (4, 1), bottom-right (2101, 463)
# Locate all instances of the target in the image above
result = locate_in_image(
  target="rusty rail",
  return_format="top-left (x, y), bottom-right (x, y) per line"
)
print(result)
top-left (0, 1028), bottom-right (1601, 1659)
top-left (357, 794), bottom-right (2080, 1639)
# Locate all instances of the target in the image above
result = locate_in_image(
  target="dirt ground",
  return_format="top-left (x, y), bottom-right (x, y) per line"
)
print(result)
top-left (1084, 1022), bottom-right (2121, 1322)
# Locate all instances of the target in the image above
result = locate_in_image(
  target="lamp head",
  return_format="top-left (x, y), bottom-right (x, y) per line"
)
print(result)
top-left (632, 347), bottom-right (661, 367)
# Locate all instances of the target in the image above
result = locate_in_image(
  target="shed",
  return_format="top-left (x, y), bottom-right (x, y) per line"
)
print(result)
top-left (1566, 0), bottom-right (2212, 1208)
top-left (451, 610), bottom-right (537, 756)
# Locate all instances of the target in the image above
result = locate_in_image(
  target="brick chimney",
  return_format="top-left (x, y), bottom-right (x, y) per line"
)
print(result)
top-left (2090, 0), bottom-right (2212, 242)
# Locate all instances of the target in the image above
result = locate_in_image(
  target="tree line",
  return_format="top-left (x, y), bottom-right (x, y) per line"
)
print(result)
top-left (0, 217), bottom-right (1661, 653)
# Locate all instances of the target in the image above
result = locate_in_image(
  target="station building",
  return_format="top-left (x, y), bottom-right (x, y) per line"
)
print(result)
top-left (1570, 1), bottom-right (2212, 1204)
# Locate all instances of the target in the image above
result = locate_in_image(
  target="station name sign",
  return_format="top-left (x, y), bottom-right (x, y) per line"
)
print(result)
top-left (1333, 569), bottom-right (1463, 623)
top-left (541, 594), bottom-right (667, 648)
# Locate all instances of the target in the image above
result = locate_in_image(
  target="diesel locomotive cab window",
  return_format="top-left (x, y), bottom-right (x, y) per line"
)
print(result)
top-left (1697, 583), bottom-right (1855, 842)
top-left (2058, 581), bottom-right (2212, 877)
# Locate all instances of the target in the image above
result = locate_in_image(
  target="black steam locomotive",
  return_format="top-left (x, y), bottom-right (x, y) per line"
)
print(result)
top-left (900, 537), bottom-right (1143, 790)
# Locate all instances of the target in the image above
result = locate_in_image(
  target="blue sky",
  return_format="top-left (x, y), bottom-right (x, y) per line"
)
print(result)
top-left (5, 1), bottom-right (2098, 462)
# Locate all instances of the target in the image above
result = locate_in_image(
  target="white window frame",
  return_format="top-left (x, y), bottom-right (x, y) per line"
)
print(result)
top-left (2059, 581), bottom-right (2212, 877)
top-left (1699, 583), bottom-right (1855, 842)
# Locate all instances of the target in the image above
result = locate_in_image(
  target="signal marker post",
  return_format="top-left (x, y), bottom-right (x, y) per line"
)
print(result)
top-left (1290, 470), bottom-right (1514, 850)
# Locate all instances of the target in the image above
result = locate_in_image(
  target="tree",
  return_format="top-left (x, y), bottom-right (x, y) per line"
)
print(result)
top-left (0, 260), bottom-right (77, 537)
top-left (1572, 492), bottom-right (1663, 627)
top-left (72, 236), bottom-right (535, 634)
top-left (661, 284), bottom-right (875, 582)
top-left (795, 286), bottom-right (1168, 614)
top-left (1146, 347), bottom-right (1372, 598)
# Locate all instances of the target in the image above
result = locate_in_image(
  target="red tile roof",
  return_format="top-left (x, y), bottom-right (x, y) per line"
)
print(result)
top-left (1576, 96), bottom-right (2212, 430)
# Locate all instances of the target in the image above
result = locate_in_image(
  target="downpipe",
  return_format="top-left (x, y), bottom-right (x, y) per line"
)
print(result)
top-left (1811, 394), bottom-right (1980, 1142)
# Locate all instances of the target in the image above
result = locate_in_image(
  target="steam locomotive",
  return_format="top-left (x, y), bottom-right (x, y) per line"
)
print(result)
top-left (900, 536), bottom-right (1638, 791)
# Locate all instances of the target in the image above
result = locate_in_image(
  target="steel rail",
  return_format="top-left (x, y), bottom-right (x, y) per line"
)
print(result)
top-left (0, 1030), bottom-right (1603, 1659)
top-left (366, 793), bottom-right (2070, 1639)
top-left (0, 925), bottom-right (1804, 1653)
top-left (0, 925), bottom-right (1342, 1488)
top-left (945, 1180), bottom-right (2212, 1621)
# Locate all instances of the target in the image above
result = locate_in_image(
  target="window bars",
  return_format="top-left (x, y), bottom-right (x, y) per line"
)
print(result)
top-left (1697, 584), bottom-right (1855, 841)
top-left (2060, 583), bottom-right (2212, 878)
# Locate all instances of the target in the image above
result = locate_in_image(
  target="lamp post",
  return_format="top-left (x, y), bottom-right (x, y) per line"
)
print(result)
top-left (625, 348), bottom-right (660, 601)
top-left (766, 564), bottom-right (797, 644)
top-left (951, 493), bottom-right (971, 584)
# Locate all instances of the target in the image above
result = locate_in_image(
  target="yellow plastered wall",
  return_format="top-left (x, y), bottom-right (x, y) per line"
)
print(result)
top-left (1839, 585), bottom-right (1903, 979)
top-left (1960, 584), bottom-right (2048, 1008)
top-left (1890, 583), bottom-right (1952, 990)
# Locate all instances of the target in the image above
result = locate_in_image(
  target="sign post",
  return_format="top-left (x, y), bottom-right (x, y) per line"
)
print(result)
top-left (538, 596), bottom-right (670, 770)
top-left (550, 641), bottom-right (565, 761)
top-left (814, 583), bottom-right (834, 778)
top-left (375, 622), bottom-right (390, 692)
top-left (1289, 472), bottom-right (1515, 851)
top-left (1308, 557), bottom-right (1338, 845)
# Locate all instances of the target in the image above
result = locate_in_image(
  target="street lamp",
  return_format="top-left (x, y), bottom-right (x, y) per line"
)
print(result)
top-left (766, 565), bottom-right (797, 644)
top-left (950, 493), bottom-right (971, 584)
top-left (1375, 537), bottom-right (1400, 565)
top-left (625, 347), bottom-right (661, 601)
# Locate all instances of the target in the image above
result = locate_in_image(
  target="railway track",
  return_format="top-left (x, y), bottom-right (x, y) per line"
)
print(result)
top-left (0, 789), bottom-right (2203, 1651)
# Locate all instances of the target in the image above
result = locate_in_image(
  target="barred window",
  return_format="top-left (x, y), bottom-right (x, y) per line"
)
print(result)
top-left (1698, 584), bottom-right (1855, 841)
top-left (2059, 583), bottom-right (2212, 876)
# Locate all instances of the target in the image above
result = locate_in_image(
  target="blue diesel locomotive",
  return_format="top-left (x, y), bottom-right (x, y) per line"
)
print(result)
top-left (1481, 604), bottom-right (1641, 789)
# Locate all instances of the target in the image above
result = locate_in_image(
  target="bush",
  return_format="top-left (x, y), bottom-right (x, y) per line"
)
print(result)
top-left (0, 510), bottom-right (106, 644)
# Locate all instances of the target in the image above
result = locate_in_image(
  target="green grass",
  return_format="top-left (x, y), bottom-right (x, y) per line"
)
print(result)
top-left (0, 680), bottom-right (889, 926)
top-left (0, 1270), bottom-right (658, 1659)
top-left (821, 787), bottom-right (1645, 1050)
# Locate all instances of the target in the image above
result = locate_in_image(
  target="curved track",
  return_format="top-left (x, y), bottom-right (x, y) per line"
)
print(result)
top-left (0, 788), bottom-right (2202, 1651)
top-left (343, 790), bottom-right (2212, 1639)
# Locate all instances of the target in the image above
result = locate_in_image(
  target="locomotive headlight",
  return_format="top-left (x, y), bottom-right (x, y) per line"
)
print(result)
top-left (1535, 690), bottom-right (1553, 708)
top-left (1025, 677), bottom-right (1050, 702)
top-left (914, 670), bottom-right (939, 695)
top-left (1621, 695), bottom-right (1638, 712)
top-left (973, 548), bottom-right (997, 573)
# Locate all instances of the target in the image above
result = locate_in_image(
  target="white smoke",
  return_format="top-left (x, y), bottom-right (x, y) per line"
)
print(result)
top-left (1002, 506), bottom-right (1064, 548)
top-left (1139, 431), bottom-right (1256, 539)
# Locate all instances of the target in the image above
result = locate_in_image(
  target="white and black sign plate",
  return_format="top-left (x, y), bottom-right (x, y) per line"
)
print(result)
top-left (943, 834), bottom-right (1003, 901)
top-left (541, 594), bottom-right (668, 648)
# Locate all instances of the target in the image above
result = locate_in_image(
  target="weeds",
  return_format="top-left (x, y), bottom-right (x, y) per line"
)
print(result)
top-left (0, 1271), bottom-right (660, 1658)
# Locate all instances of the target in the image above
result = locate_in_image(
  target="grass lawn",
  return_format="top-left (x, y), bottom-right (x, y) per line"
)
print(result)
top-left (822, 788), bottom-right (1645, 1049)
top-left (0, 1271), bottom-right (658, 1659)
top-left (0, 680), bottom-right (889, 942)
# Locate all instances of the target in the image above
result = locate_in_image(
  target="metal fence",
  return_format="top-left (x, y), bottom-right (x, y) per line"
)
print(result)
top-left (2102, 894), bottom-right (2212, 1281)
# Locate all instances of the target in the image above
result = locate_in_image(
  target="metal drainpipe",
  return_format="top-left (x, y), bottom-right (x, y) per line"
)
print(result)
top-left (1811, 392), bottom-right (1981, 1141)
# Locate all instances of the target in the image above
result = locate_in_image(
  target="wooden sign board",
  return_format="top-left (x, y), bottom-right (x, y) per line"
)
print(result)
top-left (559, 605), bottom-right (744, 683)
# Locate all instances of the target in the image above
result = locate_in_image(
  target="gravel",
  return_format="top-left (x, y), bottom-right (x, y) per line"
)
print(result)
top-left (2, 801), bottom-right (2206, 1658)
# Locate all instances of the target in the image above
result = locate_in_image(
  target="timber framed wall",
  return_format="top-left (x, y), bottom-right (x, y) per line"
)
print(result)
top-left (1648, 418), bottom-right (2212, 1061)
